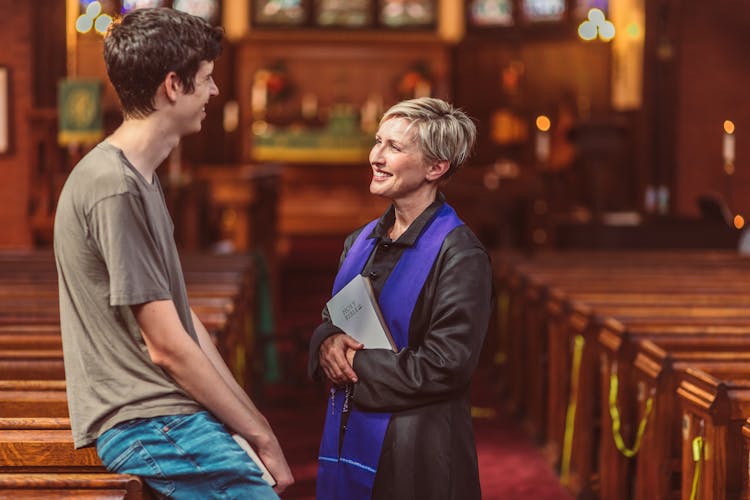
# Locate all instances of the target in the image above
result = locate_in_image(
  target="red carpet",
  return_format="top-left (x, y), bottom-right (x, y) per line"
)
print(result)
top-left (262, 368), bottom-right (570, 499)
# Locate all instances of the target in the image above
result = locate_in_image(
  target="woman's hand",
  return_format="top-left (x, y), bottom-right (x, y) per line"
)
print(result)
top-left (319, 333), bottom-right (363, 385)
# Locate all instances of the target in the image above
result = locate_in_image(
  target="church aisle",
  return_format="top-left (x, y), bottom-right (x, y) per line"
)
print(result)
top-left (262, 367), bottom-right (570, 500)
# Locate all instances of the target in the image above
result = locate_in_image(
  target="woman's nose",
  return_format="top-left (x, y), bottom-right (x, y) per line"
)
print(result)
top-left (370, 144), bottom-right (383, 164)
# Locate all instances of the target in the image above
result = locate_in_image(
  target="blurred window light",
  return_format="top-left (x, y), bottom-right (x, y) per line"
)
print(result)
top-left (122, 0), bottom-right (164, 14)
top-left (173, 0), bottom-right (220, 24)
top-left (469, 0), bottom-right (514, 27)
top-left (94, 13), bottom-right (113, 33)
top-left (625, 21), bottom-right (640, 38)
top-left (85, 1), bottom-right (102, 17)
top-left (578, 7), bottom-right (615, 41)
top-left (522, 0), bottom-right (565, 22)
top-left (76, 14), bottom-right (94, 33)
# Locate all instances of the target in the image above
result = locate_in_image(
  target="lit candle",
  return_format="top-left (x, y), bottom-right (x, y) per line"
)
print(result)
top-left (360, 97), bottom-right (378, 132)
top-left (414, 80), bottom-right (431, 98)
top-left (301, 93), bottom-right (318, 121)
top-left (535, 115), bottom-right (551, 164)
top-left (723, 120), bottom-right (736, 164)
top-left (251, 71), bottom-right (268, 118)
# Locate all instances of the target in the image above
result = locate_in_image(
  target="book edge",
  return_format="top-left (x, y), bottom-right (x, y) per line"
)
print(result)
top-left (231, 433), bottom-right (277, 487)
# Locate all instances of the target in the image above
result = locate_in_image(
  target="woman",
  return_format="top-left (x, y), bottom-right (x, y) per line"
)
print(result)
top-left (309, 97), bottom-right (492, 500)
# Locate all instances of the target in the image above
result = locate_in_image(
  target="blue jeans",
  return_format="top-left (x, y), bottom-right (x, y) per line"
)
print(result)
top-left (96, 411), bottom-right (279, 499)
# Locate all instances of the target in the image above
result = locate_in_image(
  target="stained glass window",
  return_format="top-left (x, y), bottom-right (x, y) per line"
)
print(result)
top-left (521, 0), bottom-right (566, 22)
top-left (253, 0), bottom-right (307, 26)
top-left (573, 0), bottom-right (608, 20)
top-left (379, 0), bottom-right (435, 28)
top-left (316, 0), bottom-right (371, 27)
top-left (468, 0), bottom-right (514, 27)
top-left (121, 0), bottom-right (164, 13)
top-left (173, 0), bottom-right (220, 24)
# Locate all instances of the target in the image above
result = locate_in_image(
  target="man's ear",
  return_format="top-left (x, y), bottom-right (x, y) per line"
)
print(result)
top-left (163, 71), bottom-right (182, 103)
top-left (426, 160), bottom-right (450, 182)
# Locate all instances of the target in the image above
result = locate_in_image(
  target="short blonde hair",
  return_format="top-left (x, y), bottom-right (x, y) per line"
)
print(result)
top-left (380, 97), bottom-right (476, 179)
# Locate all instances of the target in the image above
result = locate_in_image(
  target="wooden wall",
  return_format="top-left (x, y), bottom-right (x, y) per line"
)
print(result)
top-left (0, 1), bottom-right (34, 248)
top-left (670, 0), bottom-right (750, 218)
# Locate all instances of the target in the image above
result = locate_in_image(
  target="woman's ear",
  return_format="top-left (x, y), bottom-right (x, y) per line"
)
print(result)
top-left (426, 160), bottom-right (450, 182)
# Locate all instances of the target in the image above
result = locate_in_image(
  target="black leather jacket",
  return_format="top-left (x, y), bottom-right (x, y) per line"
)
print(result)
top-left (309, 195), bottom-right (492, 500)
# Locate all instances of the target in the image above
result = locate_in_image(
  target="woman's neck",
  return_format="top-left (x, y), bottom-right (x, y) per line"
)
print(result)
top-left (389, 190), bottom-right (438, 240)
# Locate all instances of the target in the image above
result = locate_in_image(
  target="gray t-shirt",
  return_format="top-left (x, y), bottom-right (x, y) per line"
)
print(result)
top-left (54, 141), bottom-right (202, 448)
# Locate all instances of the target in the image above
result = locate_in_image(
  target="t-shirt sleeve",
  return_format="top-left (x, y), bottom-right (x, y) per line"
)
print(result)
top-left (88, 193), bottom-right (173, 306)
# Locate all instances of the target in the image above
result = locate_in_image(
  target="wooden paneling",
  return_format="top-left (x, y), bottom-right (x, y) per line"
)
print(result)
top-left (672, 0), bottom-right (750, 218)
top-left (234, 33), bottom-right (452, 162)
top-left (0, 1), bottom-right (33, 248)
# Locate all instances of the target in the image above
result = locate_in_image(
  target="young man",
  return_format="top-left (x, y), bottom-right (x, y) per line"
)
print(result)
top-left (54, 8), bottom-right (293, 498)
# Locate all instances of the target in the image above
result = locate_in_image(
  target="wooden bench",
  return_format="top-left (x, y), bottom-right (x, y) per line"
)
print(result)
top-left (492, 250), bottom-right (750, 497)
top-left (548, 306), bottom-right (750, 497)
top-left (0, 251), bottom-right (261, 497)
top-left (603, 343), bottom-right (750, 500)
top-left (0, 472), bottom-right (153, 499)
top-left (0, 381), bottom-right (67, 418)
top-left (0, 351), bottom-right (65, 380)
top-left (677, 365), bottom-right (750, 499)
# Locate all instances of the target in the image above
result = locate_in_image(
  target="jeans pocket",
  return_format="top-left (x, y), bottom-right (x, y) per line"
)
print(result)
top-left (96, 419), bottom-right (142, 458)
top-left (106, 440), bottom-right (176, 498)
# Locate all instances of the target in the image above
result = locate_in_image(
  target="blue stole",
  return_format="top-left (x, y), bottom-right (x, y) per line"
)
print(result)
top-left (317, 203), bottom-right (463, 500)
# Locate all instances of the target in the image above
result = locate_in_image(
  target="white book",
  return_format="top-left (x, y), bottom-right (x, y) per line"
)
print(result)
top-left (326, 274), bottom-right (396, 351)
top-left (232, 433), bottom-right (277, 487)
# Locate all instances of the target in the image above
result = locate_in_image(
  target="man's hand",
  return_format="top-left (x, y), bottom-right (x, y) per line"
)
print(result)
top-left (319, 333), bottom-right (363, 385)
top-left (255, 435), bottom-right (294, 494)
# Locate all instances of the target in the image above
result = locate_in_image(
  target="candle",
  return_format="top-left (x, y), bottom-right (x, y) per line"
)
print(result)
top-left (414, 80), bottom-right (431, 98)
top-left (360, 97), bottom-right (377, 132)
top-left (723, 119), bottom-right (736, 165)
top-left (535, 115), bottom-right (551, 164)
top-left (301, 93), bottom-right (318, 121)
top-left (251, 72), bottom-right (268, 118)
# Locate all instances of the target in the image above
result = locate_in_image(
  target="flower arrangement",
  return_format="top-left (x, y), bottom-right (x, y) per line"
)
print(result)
top-left (396, 63), bottom-right (433, 100)
top-left (254, 61), bottom-right (294, 104)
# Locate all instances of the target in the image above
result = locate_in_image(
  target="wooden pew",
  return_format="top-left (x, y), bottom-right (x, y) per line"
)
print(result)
top-left (0, 417), bottom-right (151, 498)
top-left (741, 418), bottom-right (750, 498)
top-left (0, 418), bottom-right (102, 472)
top-left (0, 351), bottom-right (65, 380)
top-left (549, 306), bottom-right (750, 498)
top-left (0, 251), bottom-right (259, 497)
top-left (0, 334), bottom-right (61, 350)
top-left (603, 341), bottom-right (750, 500)
top-left (492, 250), bottom-right (750, 497)
top-left (0, 472), bottom-right (152, 499)
top-left (677, 365), bottom-right (750, 500)
top-left (0, 381), bottom-right (67, 418)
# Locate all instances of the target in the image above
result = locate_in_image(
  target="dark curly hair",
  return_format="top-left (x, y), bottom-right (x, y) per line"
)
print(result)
top-left (104, 8), bottom-right (223, 119)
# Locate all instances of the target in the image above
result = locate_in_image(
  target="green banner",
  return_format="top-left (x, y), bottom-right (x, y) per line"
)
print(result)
top-left (58, 78), bottom-right (103, 145)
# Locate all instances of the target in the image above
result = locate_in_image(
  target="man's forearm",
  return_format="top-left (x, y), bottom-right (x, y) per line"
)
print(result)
top-left (190, 308), bottom-right (261, 416)
top-left (135, 301), bottom-right (273, 447)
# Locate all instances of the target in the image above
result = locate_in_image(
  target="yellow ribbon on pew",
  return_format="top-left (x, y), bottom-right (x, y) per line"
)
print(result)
top-left (560, 334), bottom-right (585, 485)
top-left (494, 291), bottom-right (510, 366)
top-left (608, 371), bottom-right (654, 458)
top-left (689, 436), bottom-right (704, 500)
